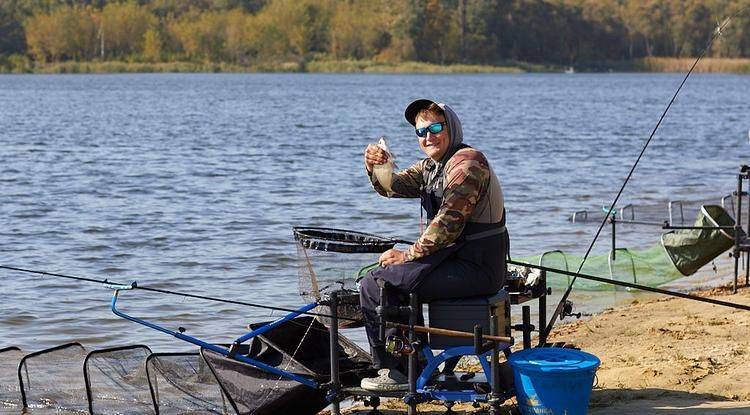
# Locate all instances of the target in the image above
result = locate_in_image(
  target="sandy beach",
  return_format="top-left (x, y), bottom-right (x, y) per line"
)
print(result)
top-left (342, 281), bottom-right (750, 414)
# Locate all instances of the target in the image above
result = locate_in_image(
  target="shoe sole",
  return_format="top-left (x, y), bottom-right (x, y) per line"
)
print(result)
top-left (360, 382), bottom-right (409, 392)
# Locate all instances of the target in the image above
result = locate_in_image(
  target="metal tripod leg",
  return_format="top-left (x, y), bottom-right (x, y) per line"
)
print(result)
top-left (328, 292), bottom-right (341, 415)
top-left (406, 293), bottom-right (419, 415)
top-left (489, 306), bottom-right (502, 415)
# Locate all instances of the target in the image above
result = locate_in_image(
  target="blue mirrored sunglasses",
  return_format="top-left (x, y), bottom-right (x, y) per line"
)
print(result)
top-left (415, 122), bottom-right (446, 138)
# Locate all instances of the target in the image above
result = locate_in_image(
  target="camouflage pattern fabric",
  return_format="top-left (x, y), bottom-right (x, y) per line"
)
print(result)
top-left (369, 148), bottom-right (491, 261)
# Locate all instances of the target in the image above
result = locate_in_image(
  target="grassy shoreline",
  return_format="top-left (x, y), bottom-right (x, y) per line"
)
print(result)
top-left (1, 57), bottom-right (750, 74)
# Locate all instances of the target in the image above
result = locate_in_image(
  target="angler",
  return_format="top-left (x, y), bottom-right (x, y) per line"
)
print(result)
top-left (360, 99), bottom-right (508, 390)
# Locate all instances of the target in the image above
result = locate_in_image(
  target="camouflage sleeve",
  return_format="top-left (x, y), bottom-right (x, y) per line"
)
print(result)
top-left (368, 160), bottom-right (426, 198)
top-left (405, 150), bottom-right (490, 261)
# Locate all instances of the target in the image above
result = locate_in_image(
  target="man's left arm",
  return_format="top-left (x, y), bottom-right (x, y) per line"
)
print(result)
top-left (404, 152), bottom-right (490, 261)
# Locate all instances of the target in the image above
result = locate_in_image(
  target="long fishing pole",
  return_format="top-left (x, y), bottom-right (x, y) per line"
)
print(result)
top-left (543, 11), bottom-right (746, 340)
top-left (0, 263), bottom-right (362, 323)
top-left (1, 262), bottom-right (521, 343)
top-left (508, 259), bottom-right (750, 312)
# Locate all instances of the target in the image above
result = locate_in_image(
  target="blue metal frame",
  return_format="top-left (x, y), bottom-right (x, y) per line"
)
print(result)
top-left (415, 344), bottom-right (509, 402)
top-left (110, 286), bottom-right (319, 388)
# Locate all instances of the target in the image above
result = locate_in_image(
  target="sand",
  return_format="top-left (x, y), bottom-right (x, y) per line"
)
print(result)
top-left (341, 283), bottom-right (750, 414)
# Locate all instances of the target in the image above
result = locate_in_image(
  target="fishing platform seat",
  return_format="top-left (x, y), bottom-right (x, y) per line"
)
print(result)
top-left (427, 290), bottom-right (511, 349)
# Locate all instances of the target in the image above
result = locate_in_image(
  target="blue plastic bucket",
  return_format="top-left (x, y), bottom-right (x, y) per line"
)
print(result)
top-left (509, 348), bottom-right (600, 415)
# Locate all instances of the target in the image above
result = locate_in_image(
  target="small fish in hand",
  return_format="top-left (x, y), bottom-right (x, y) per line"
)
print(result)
top-left (372, 137), bottom-right (397, 196)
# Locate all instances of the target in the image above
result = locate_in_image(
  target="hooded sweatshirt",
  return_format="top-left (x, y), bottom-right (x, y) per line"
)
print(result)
top-left (369, 103), bottom-right (505, 261)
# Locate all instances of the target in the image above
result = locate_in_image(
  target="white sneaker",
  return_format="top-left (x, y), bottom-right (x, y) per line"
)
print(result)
top-left (360, 369), bottom-right (409, 392)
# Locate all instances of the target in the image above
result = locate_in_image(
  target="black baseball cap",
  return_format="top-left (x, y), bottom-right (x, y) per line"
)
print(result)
top-left (404, 99), bottom-right (440, 126)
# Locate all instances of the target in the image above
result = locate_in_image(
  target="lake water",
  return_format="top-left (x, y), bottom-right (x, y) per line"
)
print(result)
top-left (0, 73), bottom-right (748, 351)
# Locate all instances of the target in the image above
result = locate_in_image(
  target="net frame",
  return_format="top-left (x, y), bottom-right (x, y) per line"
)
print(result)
top-left (294, 226), bottom-right (385, 327)
top-left (293, 226), bottom-right (397, 254)
top-left (145, 351), bottom-right (229, 415)
top-left (83, 344), bottom-right (153, 415)
top-left (18, 342), bottom-right (87, 411)
top-left (0, 346), bottom-right (23, 410)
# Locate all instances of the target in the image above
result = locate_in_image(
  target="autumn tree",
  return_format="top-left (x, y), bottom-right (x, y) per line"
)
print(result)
top-left (100, 2), bottom-right (156, 58)
top-left (25, 5), bottom-right (97, 61)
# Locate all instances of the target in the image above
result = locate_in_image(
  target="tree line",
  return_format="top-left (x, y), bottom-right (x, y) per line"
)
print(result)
top-left (1, 0), bottom-right (749, 69)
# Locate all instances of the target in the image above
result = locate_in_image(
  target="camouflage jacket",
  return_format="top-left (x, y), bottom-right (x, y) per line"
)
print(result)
top-left (370, 147), bottom-right (503, 261)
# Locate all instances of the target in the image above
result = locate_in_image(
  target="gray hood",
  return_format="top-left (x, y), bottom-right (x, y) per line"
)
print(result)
top-left (404, 99), bottom-right (465, 188)
top-left (436, 102), bottom-right (464, 165)
top-left (403, 99), bottom-right (464, 166)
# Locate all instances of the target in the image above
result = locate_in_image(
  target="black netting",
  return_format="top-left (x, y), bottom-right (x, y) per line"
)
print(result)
top-left (295, 226), bottom-right (385, 328)
top-left (0, 347), bottom-right (23, 411)
top-left (202, 316), bottom-right (371, 415)
top-left (202, 348), bottom-right (324, 415)
top-left (315, 289), bottom-right (364, 329)
top-left (293, 227), bottom-right (397, 254)
top-left (84, 345), bottom-right (153, 414)
top-left (145, 353), bottom-right (230, 414)
top-left (1, 345), bottom-right (234, 414)
top-left (249, 317), bottom-right (370, 377)
top-left (19, 342), bottom-right (88, 413)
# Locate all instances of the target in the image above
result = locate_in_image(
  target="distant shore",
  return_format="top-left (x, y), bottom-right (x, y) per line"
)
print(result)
top-left (2, 57), bottom-right (750, 74)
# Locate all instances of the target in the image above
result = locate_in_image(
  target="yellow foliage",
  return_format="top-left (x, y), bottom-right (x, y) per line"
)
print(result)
top-left (101, 2), bottom-right (157, 57)
top-left (329, 0), bottom-right (391, 60)
top-left (224, 9), bottom-right (255, 63)
top-left (253, 0), bottom-right (332, 58)
top-left (24, 5), bottom-right (97, 62)
top-left (142, 29), bottom-right (163, 62)
top-left (167, 10), bottom-right (228, 62)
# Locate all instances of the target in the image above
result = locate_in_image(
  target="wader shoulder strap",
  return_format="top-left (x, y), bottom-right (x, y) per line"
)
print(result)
top-left (464, 225), bottom-right (507, 241)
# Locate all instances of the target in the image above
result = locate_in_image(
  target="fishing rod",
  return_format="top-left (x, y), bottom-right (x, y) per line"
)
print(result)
top-left (0, 263), bottom-right (361, 323)
top-left (1, 262), bottom-right (513, 344)
top-left (543, 10), bottom-right (747, 339)
top-left (508, 259), bottom-right (750, 312)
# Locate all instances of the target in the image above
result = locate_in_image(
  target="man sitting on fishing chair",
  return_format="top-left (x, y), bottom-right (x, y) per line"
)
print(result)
top-left (359, 99), bottom-right (508, 391)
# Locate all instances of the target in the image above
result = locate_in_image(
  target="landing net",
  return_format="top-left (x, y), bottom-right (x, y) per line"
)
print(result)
top-left (0, 344), bottom-right (230, 414)
top-left (294, 226), bottom-right (387, 328)
top-left (19, 342), bottom-right (88, 413)
top-left (145, 352), bottom-right (229, 414)
top-left (0, 347), bottom-right (23, 411)
top-left (85, 345), bottom-right (153, 414)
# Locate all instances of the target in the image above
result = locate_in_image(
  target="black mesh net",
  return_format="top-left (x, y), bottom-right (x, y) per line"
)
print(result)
top-left (293, 226), bottom-right (398, 254)
top-left (0, 344), bottom-right (234, 414)
top-left (84, 345), bottom-right (154, 414)
top-left (0, 347), bottom-right (24, 411)
top-left (201, 316), bottom-right (371, 415)
top-left (294, 227), bottom-right (386, 328)
top-left (145, 352), bottom-right (230, 414)
top-left (19, 342), bottom-right (88, 413)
